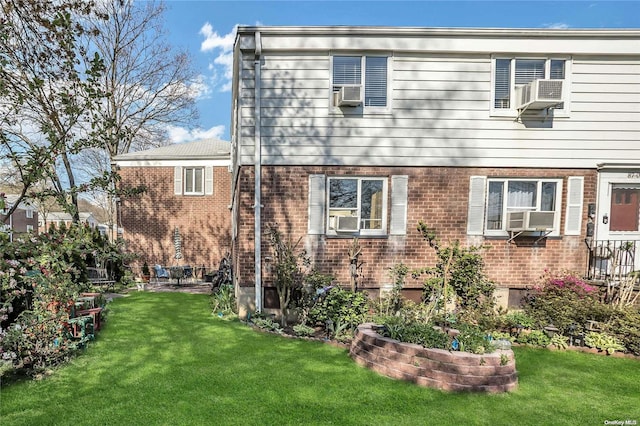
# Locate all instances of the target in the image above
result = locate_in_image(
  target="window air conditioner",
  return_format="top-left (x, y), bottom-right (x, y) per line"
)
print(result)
top-left (335, 85), bottom-right (363, 106)
top-left (336, 216), bottom-right (359, 232)
top-left (515, 79), bottom-right (563, 110)
top-left (506, 211), bottom-right (556, 232)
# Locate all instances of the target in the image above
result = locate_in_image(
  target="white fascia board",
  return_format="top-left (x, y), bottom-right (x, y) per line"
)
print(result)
top-left (115, 159), bottom-right (230, 168)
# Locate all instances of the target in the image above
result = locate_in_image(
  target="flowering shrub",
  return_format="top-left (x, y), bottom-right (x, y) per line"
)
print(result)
top-left (523, 270), bottom-right (603, 335)
top-left (1, 224), bottom-right (128, 377)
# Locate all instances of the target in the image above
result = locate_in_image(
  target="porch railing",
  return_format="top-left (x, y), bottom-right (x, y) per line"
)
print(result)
top-left (585, 239), bottom-right (640, 281)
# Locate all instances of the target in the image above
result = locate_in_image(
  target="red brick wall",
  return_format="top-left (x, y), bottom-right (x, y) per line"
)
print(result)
top-left (236, 165), bottom-right (597, 291)
top-left (119, 166), bottom-right (231, 274)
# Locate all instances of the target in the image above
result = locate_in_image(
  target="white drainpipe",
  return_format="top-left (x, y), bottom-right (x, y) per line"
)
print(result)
top-left (253, 31), bottom-right (262, 313)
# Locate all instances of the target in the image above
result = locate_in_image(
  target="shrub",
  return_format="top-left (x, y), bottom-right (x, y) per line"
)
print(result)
top-left (601, 308), bottom-right (640, 356)
top-left (523, 271), bottom-right (602, 334)
top-left (455, 323), bottom-right (495, 354)
top-left (292, 323), bottom-right (315, 337)
top-left (251, 316), bottom-right (282, 333)
top-left (211, 284), bottom-right (236, 317)
top-left (379, 317), bottom-right (450, 349)
top-left (585, 332), bottom-right (626, 355)
top-left (415, 222), bottom-right (496, 327)
top-left (516, 330), bottom-right (551, 347)
top-left (309, 287), bottom-right (368, 338)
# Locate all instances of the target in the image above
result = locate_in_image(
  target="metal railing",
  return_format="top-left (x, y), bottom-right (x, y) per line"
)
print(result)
top-left (585, 239), bottom-right (640, 281)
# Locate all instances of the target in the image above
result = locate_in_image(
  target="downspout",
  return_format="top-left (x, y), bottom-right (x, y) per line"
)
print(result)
top-left (254, 31), bottom-right (262, 313)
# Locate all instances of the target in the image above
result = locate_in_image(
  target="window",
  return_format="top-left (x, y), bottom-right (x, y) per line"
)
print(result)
top-left (332, 56), bottom-right (388, 108)
top-left (485, 178), bottom-right (562, 235)
top-left (492, 57), bottom-right (568, 113)
top-left (26, 209), bottom-right (33, 219)
top-left (327, 177), bottom-right (387, 235)
top-left (184, 167), bottom-right (204, 195)
top-left (26, 225), bottom-right (33, 232)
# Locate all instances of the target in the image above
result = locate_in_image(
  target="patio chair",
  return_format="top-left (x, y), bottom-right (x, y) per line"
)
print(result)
top-left (154, 264), bottom-right (170, 284)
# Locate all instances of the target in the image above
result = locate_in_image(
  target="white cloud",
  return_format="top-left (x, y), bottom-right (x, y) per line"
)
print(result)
top-left (199, 23), bottom-right (237, 93)
top-left (166, 124), bottom-right (226, 144)
top-left (189, 74), bottom-right (213, 101)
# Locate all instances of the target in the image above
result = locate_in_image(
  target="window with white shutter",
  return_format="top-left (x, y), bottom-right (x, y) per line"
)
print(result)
top-left (308, 174), bottom-right (405, 237)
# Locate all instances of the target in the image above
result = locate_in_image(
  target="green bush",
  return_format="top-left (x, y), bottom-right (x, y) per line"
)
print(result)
top-left (516, 330), bottom-right (551, 347)
top-left (210, 284), bottom-right (236, 317)
top-left (309, 286), bottom-right (369, 338)
top-left (379, 317), bottom-right (450, 349)
top-left (585, 332), bottom-right (626, 355)
top-left (601, 308), bottom-right (640, 356)
top-left (455, 323), bottom-right (495, 354)
top-left (292, 323), bottom-right (315, 337)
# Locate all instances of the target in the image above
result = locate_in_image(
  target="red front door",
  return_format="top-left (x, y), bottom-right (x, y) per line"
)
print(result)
top-left (610, 188), bottom-right (640, 232)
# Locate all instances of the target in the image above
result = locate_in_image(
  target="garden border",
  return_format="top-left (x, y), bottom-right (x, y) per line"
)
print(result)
top-left (349, 323), bottom-right (518, 393)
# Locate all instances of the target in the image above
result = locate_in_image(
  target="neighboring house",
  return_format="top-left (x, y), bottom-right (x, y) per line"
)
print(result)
top-left (40, 211), bottom-right (99, 232)
top-left (0, 195), bottom-right (38, 238)
top-left (230, 26), bottom-right (640, 317)
top-left (113, 138), bottom-right (232, 274)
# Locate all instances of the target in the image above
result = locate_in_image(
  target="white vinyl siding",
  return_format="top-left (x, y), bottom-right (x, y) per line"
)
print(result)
top-left (235, 32), bottom-right (640, 170)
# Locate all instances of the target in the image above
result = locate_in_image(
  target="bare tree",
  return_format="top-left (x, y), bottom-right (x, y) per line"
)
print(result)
top-left (79, 0), bottom-right (198, 233)
top-left (85, 0), bottom-right (198, 157)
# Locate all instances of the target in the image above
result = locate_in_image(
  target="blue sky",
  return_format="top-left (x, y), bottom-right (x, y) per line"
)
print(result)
top-left (161, 0), bottom-right (640, 143)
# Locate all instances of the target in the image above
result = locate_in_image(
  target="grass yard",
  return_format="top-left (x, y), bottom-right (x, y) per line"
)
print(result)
top-left (1, 292), bottom-right (639, 426)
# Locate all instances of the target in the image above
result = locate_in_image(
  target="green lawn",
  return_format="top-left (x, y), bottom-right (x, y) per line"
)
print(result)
top-left (1, 292), bottom-right (639, 426)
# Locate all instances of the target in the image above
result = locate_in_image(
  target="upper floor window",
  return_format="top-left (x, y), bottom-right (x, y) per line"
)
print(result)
top-left (26, 209), bottom-right (33, 219)
top-left (332, 56), bottom-right (388, 109)
top-left (492, 57), bottom-right (568, 115)
top-left (174, 166), bottom-right (214, 196)
top-left (184, 167), bottom-right (204, 195)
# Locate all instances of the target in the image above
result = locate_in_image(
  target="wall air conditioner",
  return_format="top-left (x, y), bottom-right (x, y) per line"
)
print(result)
top-left (515, 79), bottom-right (563, 110)
top-left (506, 211), bottom-right (556, 232)
top-left (336, 216), bottom-right (359, 232)
top-left (335, 85), bottom-right (363, 106)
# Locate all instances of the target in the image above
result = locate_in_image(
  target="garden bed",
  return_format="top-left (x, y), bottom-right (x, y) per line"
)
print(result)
top-left (350, 323), bottom-right (518, 393)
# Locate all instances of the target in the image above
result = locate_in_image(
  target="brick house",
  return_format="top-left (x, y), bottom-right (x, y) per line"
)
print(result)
top-left (1, 195), bottom-right (38, 239)
top-left (114, 138), bottom-right (232, 276)
top-left (229, 26), bottom-right (640, 317)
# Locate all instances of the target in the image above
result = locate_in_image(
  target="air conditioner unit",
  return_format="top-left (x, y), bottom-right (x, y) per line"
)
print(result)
top-left (506, 211), bottom-right (556, 232)
top-left (515, 79), bottom-right (563, 110)
top-left (335, 85), bottom-right (363, 106)
top-left (336, 216), bottom-right (359, 232)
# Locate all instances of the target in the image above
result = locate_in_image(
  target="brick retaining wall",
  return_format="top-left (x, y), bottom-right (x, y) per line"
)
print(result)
top-left (349, 324), bottom-right (518, 393)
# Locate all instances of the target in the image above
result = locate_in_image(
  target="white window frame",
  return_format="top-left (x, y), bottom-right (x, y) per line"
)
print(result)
top-left (490, 56), bottom-right (571, 118)
top-left (326, 176), bottom-right (388, 236)
top-left (184, 167), bottom-right (204, 195)
top-left (26, 209), bottom-right (33, 219)
top-left (485, 178), bottom-right (563, 237)
top-left (26, 224), bottom-right (34, 232)
top-left (330, 54), bottom-right (392, 114)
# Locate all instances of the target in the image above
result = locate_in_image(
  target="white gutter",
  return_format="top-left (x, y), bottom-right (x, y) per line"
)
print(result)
top-left (253, 31), bottom-right (262, 313)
